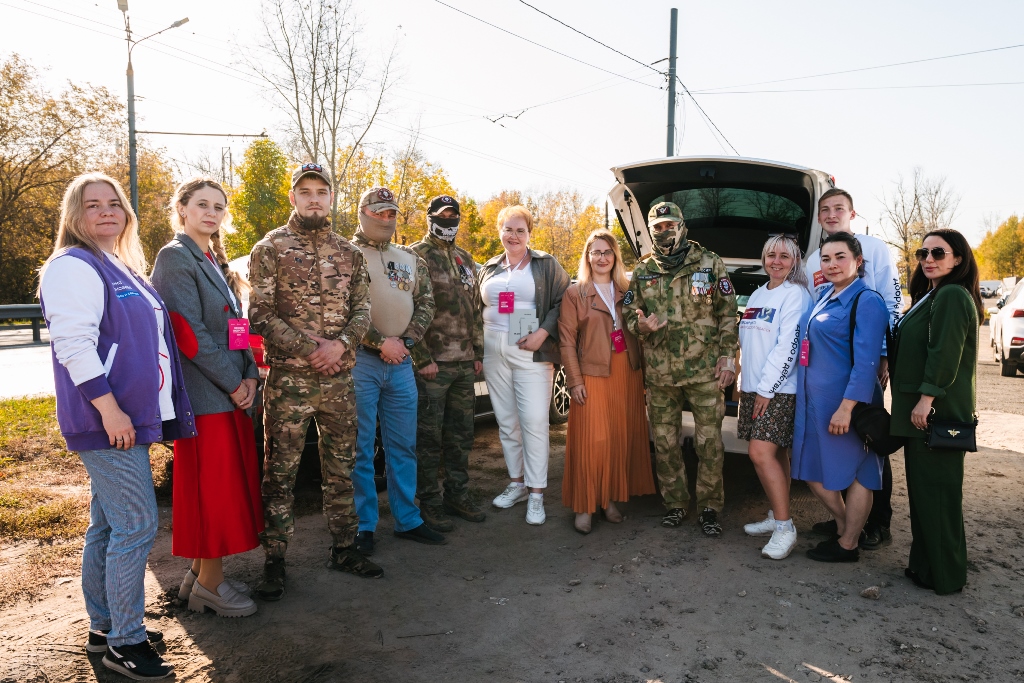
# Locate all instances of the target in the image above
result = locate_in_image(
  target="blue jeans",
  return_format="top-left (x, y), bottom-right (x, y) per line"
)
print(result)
top-left (352, 348), bottom-right (423, 533)
top-left (78, 445), bottom-right (158, 647)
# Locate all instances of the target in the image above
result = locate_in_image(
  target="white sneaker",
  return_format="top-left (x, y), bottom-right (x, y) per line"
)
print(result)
top-left (743, 510), bottom-right (776, 537)
top-left (761, 525), bottom-right (798, 560)
top-left (525, 494), bottom-right (546, 525)
top-left (492, 483), bottom-right (529, 509)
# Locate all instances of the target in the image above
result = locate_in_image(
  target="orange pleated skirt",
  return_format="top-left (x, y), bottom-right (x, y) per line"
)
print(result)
top-left (562, 350), bottom-right (656, 514)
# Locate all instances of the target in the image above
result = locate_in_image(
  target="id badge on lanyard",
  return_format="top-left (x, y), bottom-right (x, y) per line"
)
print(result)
top-left (228, 318), bottom-right (250, 350)
top-left (610, 329), bottom-right (626, 353)
top-left (801, 289), bottom-right (833, 367)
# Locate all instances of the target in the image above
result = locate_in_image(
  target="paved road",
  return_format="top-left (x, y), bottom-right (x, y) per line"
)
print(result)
top-left (0, 329), bottom-right (53, 399)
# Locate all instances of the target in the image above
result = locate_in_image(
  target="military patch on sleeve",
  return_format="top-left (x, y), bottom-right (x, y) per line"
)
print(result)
top-left (623, 290), bottom-right (634, 305)
top-left (635, 274), bottom-right (659, 280)
top-left (718, 278), bottom-right (734, 295)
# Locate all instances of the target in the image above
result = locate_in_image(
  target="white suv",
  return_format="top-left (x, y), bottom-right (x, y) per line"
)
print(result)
top-left (608, 155), bottom-right (835, 453)
top-left (990, 278), bottom-right (1024, 377)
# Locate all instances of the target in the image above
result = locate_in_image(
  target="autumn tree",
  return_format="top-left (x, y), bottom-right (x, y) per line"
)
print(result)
top-left (246, 0), bottom-right (394, 226)
top-left (975, 215), bottom-right (1024, 280)
top-left (224, 138), bottom-right (293, 259)
top-left (879, 168), bottom-right (961, 284)
top-left (0, 53), bottom-right (122, 302)
top-left (104, 147), bottom-right (176, 267)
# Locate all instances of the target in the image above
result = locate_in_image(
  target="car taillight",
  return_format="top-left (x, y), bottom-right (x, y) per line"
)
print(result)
top-left (1011, 337), bottom-right (1024, 347)
top-left (1012, 309), bottom-right (1024, 318)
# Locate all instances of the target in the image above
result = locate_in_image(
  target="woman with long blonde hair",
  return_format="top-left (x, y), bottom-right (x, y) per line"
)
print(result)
top-left (151, 177), bottom-right (262, 618)
top-left (39, 172), bottom-right (193, 679)
top-left (557, 230), bottom-right (655, 534)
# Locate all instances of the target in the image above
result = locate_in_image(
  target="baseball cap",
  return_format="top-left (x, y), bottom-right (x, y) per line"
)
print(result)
top-left (427, 195), bottom-right (460, 216)
top-left (359, 187), bottom-right (400, 213)
top-left (648, 201), bottom-right (684, 225)
top-left (291, 162), bottom-right (332, 189)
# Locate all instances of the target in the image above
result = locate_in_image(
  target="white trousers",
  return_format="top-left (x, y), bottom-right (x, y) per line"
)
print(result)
top-left (483, 328), bottom-right (554, 489)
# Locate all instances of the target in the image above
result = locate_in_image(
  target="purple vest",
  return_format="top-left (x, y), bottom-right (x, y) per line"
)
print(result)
top-left (40, 248), bottom-right (196, 451)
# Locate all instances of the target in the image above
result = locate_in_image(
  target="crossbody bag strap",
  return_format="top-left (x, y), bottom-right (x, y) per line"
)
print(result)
top-left (848, 289), bottom-right (893, 366)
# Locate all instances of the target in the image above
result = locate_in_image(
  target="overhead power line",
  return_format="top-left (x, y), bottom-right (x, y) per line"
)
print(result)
top-left (693, 81), bottom-right (1024, 94)
top-left (516, 0), bottom-right (661, 75)
top-left (430, 0), bottom-right (662, 90)
top-left (676, 77), bottom-right (739, 156)
top-left (699, 42), bottom-right (1024, 92)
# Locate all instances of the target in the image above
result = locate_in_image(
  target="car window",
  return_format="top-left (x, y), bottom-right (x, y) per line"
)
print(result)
top-left (649, 188), bottom-right (808, 259)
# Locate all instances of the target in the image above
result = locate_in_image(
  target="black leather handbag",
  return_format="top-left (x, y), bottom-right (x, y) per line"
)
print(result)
top-left (848, 291), bottom-right (906, 457)
top-left (925, 416), bottom-right (978, 452)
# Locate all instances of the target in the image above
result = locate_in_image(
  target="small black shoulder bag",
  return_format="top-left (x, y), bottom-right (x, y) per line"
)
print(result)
top-left (920, 294), bottom-right (979, 452)
top-left (848, 291), bottom-right (906, 457)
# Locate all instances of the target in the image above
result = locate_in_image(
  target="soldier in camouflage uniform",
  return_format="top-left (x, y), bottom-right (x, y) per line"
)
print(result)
top-left (409, 195), bottom-right (486, 531)
top-left (350, 187), bottom-right (444, 553)
top-left (624, 202), bottom-right (738, 536)
top-left (248, 163), bottom-right (383, 601)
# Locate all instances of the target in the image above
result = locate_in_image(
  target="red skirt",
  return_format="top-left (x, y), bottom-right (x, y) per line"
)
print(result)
top-left (172, 409), bottom-right (264, 558)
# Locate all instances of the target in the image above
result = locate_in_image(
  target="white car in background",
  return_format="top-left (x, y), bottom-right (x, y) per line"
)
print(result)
top-left (608, 156), bottom-right (836, 454)
top-left (989, 278), bottom-right (1024, 377)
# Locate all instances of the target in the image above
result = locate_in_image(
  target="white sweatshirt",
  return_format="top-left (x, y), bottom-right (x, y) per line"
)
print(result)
top-left (805, 232), bottom-right (903, 330)
top-left (738, 281), bottom-right (811, 397)
top-left (40, 253), bottom-right (175, 420)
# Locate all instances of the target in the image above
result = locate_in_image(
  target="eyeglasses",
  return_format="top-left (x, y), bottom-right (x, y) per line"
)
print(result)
top-left (915, 247), bottom-right (952, 261)
top-left (300, 162), bottom-right (324, 173)
top-left (588, 249), bottom-right (614, 259)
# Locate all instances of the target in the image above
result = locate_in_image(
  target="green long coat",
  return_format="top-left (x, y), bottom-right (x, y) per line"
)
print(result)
top-left (890, 284), bottom-right (978, 437)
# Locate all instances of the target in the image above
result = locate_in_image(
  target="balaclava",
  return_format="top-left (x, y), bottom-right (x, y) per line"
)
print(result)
top-left (429, 214), bottom-right (460, 242)
top-left (357, 210), bottom-right (397, 245)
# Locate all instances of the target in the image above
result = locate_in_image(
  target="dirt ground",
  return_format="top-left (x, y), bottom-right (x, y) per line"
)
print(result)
top-left (1, 327), bottom-right (1023, 683)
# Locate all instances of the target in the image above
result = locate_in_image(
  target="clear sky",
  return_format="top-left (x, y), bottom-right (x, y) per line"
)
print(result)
top-left (3, 0), bottom-right (1022, 244)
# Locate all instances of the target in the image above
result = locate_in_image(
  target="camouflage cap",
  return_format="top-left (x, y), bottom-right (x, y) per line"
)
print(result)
top-left (359, 187), bottom-right (400, 213)
top-left (291, 162), bottom-right (332, 189)
top-left (648, 201), bottom-right (684, 225)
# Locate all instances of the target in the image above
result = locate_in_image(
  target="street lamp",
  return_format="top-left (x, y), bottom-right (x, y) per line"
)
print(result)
top-left (118, 2), bottom-right (188, 216)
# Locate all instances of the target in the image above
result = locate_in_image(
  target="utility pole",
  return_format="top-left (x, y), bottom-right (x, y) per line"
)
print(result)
top-left (118, 1), bottom-right (188, 216)
top-left (221, 147), bottom-right (234, 187)
top-left (666, 8), bottom-right (678, 157)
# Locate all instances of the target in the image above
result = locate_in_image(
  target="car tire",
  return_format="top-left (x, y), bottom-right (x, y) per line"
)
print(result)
top-left (549, 365), bottom-right (570, 425)
top-left (1000, 350), bottom-right (1018, 377)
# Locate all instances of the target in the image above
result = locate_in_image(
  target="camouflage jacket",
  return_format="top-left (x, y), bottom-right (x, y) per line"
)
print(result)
top-left (409, 233), bottom-right (484, 367)
top-left (350, 232), bottom-right (435, 350)
top-left (248, 213), bottom-right (371, 372)
top-left (624, 242), bottom-right (738, 386)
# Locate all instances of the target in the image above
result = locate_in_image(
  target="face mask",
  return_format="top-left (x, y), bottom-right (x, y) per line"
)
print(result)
top-left (429, 215), bottom-right (460, 242)
top-left (651, 221), bottom-right (687, 255)
top-left (358, 211), bottom-right (397, 244)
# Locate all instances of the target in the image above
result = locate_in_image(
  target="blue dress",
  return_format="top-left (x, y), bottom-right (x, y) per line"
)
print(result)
top-left (792, 278), bottom-right (887, 491)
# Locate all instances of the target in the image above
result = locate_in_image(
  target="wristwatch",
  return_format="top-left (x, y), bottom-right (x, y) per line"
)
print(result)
top-left (402, 337), bottom-right (415, 349)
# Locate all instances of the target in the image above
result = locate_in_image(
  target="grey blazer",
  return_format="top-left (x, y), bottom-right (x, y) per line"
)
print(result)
top-left (151, 233), bottom-right (259, 416)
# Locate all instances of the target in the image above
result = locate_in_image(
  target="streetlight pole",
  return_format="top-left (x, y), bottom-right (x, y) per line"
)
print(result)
top-left (666, 8), bottom-right (678, 157)
top-left (119, 2), bottom-right (188, 216)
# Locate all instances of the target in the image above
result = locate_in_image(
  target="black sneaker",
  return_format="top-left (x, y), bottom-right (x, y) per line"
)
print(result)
top-left (806, 538), bottom-right (859, 563)
top-left (394, 523), bottom-right (447, 545)
top-left (256, 557), bottom-right (286, 601)
top-left (698, 508), bottom-right (722, 537)
top-left (328, 545), bottom-right (384, 578)
top-left (860, 524), bottom-right (892, 550)
top-left (443, 495), bottom-right (487, 523)
top-left (87, 628), bottom-right (163, 654)
top-left (354, 530), bottom-right (375, 556)
top-left (661, 508), bottom-right (686, 527)
top-left (102, 640), bottom-right (173, 680)
top-left (420, 504), bottom-right (455, 532)
top-left (811, 519), bottom-right (838, 536)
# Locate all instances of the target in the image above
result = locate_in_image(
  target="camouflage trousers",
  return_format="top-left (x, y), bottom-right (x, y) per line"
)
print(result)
top-left (415, 361), bottom-right (476, 505)
top-left (260, 367), bottom-right (358, 558)
top-left (647, 379), bottom-right (726, 512)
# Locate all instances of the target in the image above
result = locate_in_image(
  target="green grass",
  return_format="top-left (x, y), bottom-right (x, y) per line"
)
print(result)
top-left (0, 396), bottom-right (70, 474)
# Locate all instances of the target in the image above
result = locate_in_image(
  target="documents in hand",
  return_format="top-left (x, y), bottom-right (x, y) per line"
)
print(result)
top-left (507, 310), bottom-right (539, 345)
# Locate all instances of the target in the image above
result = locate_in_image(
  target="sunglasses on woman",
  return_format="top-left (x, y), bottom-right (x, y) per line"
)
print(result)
top-left (915, 247), bottom-right (952, 261)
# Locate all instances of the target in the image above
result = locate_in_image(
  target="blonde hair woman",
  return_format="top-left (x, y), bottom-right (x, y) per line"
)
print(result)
top-left (39, 172), bottom-right (194, 678)
top-left (558, 230), bottom-right (655, 533)
top-left (151, 177), bottom-right (262, 618)
top-left (478, 205), bottom-right (570, 525)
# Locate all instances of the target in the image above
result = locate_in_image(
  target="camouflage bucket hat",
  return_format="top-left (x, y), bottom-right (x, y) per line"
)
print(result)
top-left (648, 201), bottom-right (684, 225)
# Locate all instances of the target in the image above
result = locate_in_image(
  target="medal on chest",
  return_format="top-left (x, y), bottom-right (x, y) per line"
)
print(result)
top-left (690, 269), bottom-right (714, 304)
top-left (454, 255), bottom-right (474, 290)
top-left (387, 261), bottom-right (413, 291)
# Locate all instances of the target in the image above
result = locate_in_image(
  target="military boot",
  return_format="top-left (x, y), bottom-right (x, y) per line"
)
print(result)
top-left (256, 558), bottom-right (286, 601)
top-left (443, 495), bottom-right (486, 523)
top-left (420, 503), bottom-right (455, 532)
top-left (328, 545), bottom-right (384, 578)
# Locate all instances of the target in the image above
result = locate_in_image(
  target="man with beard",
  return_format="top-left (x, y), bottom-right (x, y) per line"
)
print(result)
top-left (350, 187), bottom-right (442, 555)
top-left (625, 202), bottom-right (738, 536)
top-left (409, 195), bottom-right (486, 532)
top-left (248, 163), bottom-right (381, 601)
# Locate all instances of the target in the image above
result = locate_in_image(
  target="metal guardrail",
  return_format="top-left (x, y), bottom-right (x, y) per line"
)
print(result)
top-left (0, 304), bottom-right (45, 343)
